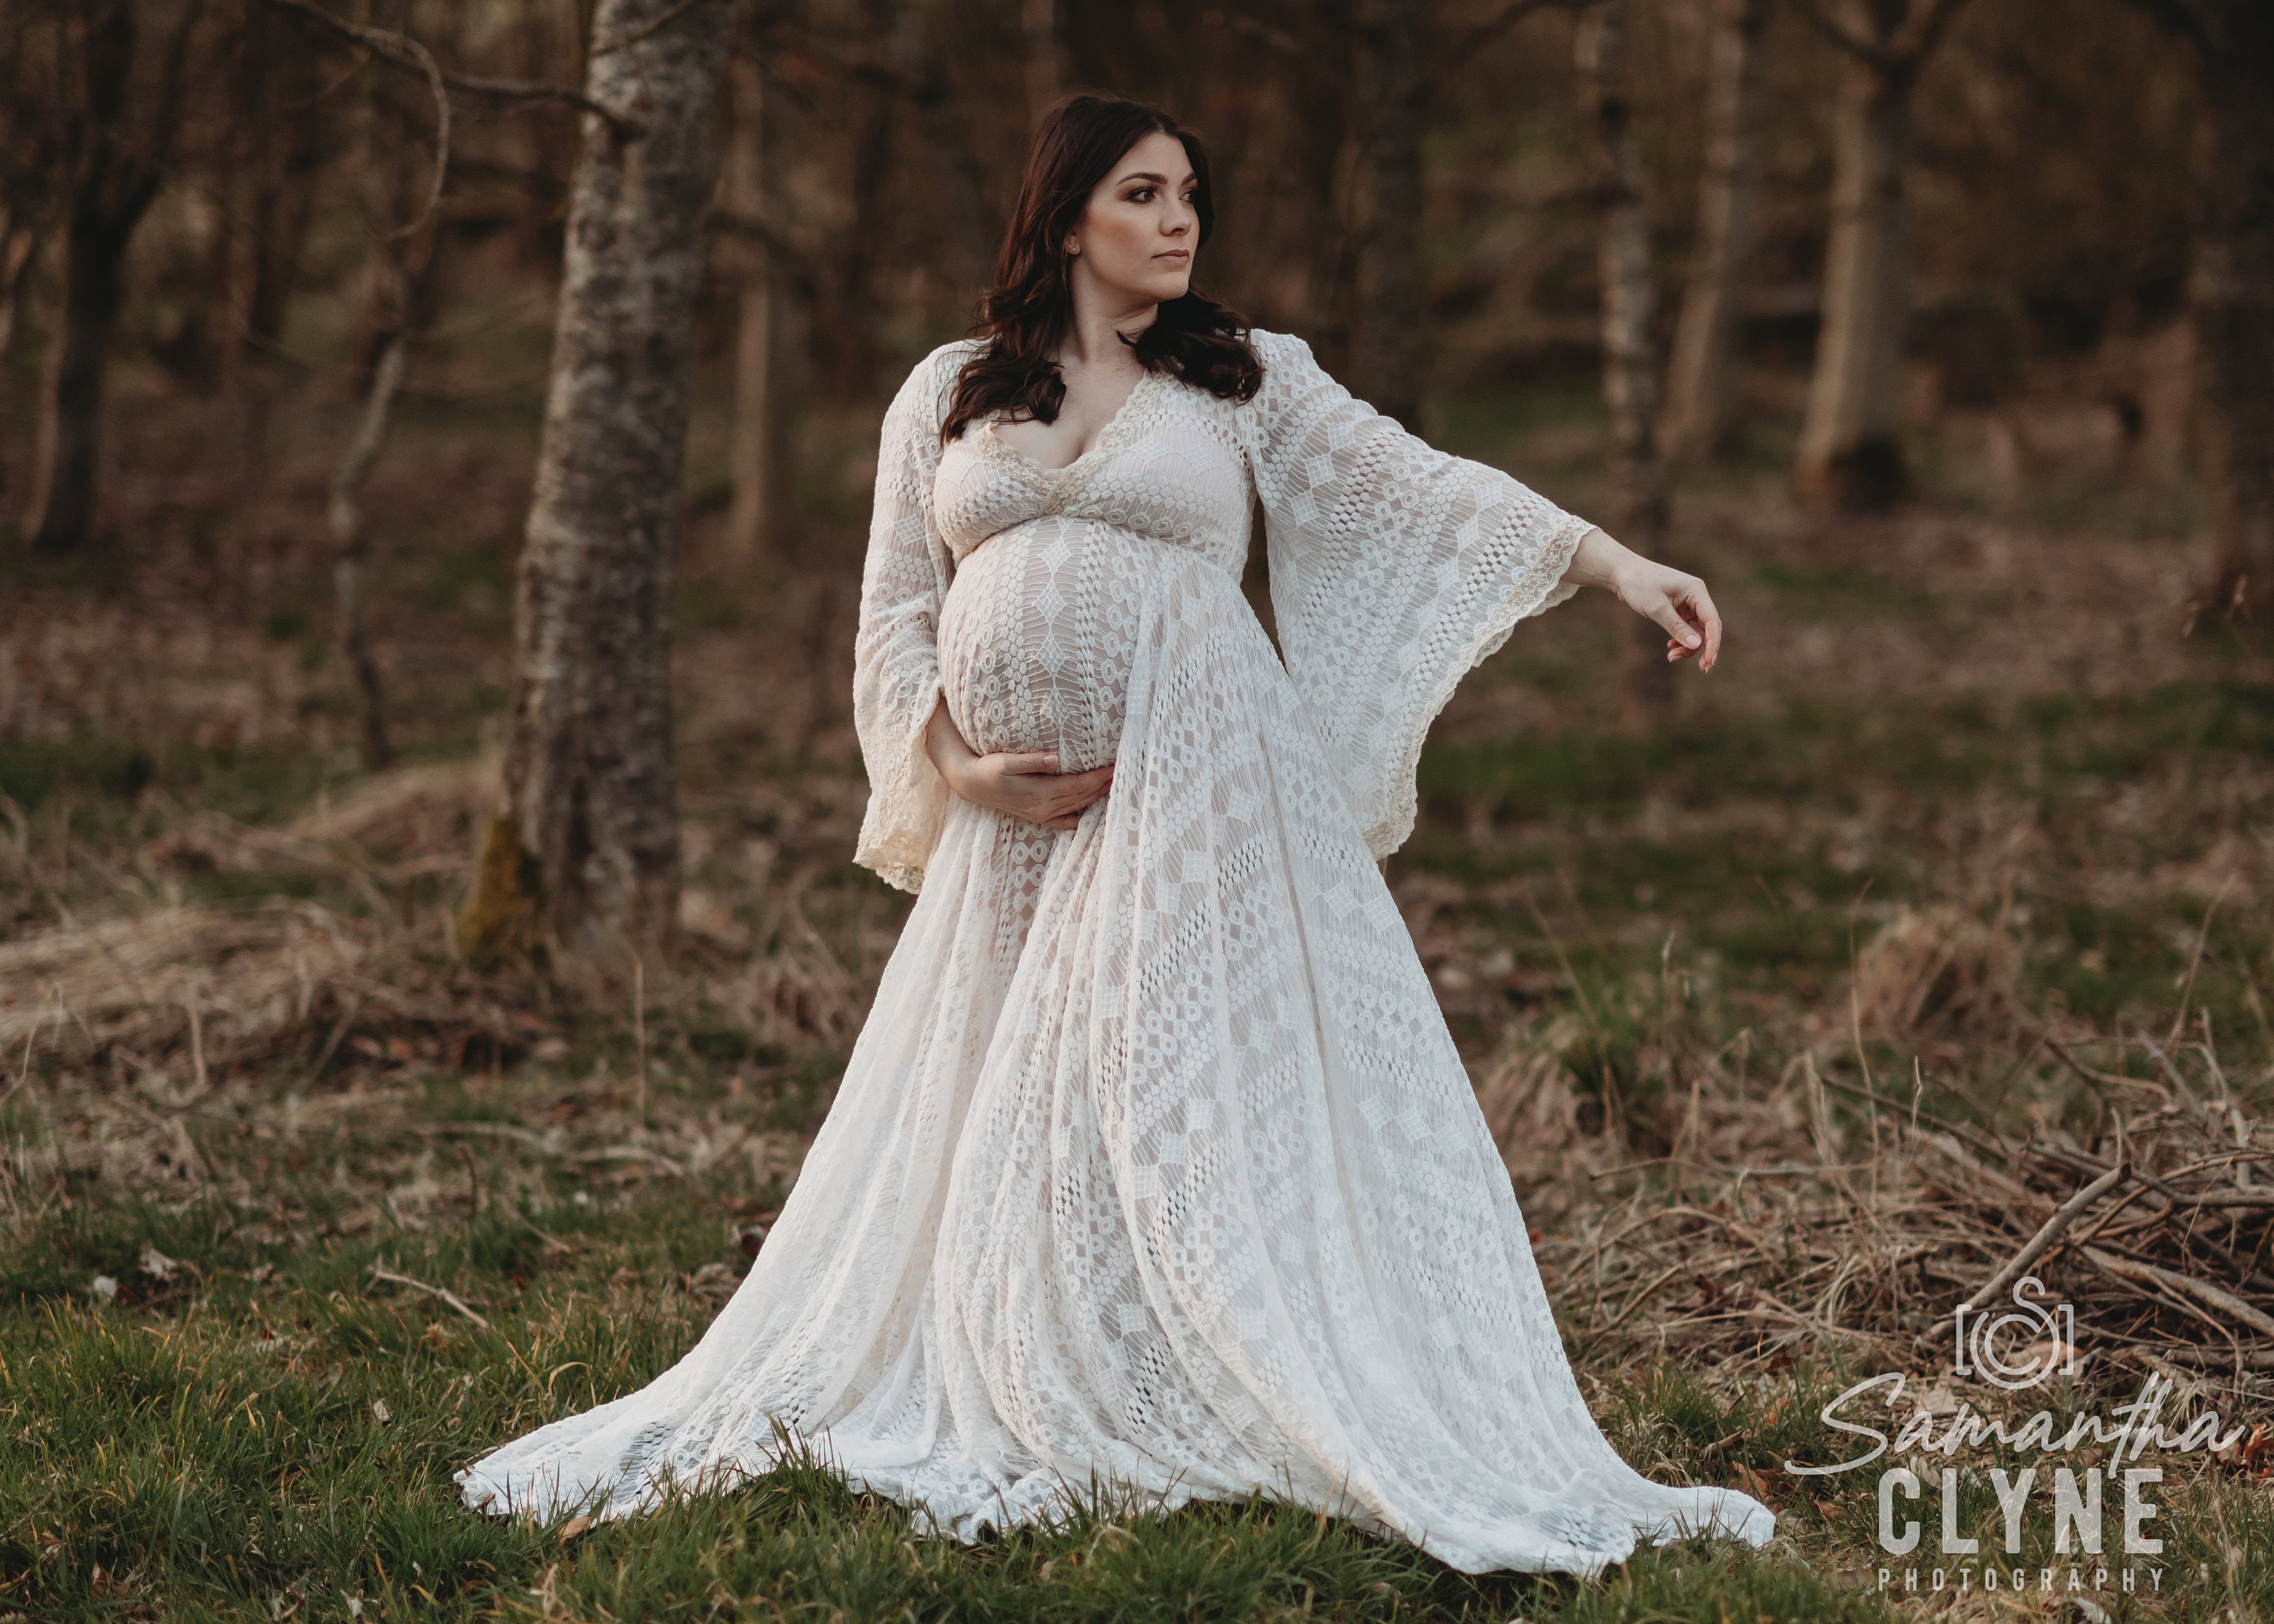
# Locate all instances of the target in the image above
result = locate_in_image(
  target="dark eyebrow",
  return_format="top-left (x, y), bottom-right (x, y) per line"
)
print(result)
top-left (1117, 170), bottom-right (1197, 187)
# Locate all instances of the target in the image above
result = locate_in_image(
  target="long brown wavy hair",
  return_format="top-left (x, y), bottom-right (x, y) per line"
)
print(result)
top-left (942, 95), bottom-right (1261, 443)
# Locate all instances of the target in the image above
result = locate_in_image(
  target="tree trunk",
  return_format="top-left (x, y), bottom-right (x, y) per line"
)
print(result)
top-left (489, 0), bottom-right (732, 965)
top-left (0, 224), bottom-right (41, 489)
top-left (1580, 0), bottom-right (1677, 725)
top-left (828, 0), bottom-right (904, 404)
top-left (27, 186), bottom-right (152, 554)
top-left (1023, 0), bottom-right (1060, 127)
top-left (1664, 0), bottom-right (1771, 464)
top-left (1351, 0), bottom-right (1426, 430)
top-left (330, 333), bottom-right (407, 771)
top-left (725, 56), bottom-right (775, 563)
top-left (2191, 29), bottom-right (2274, 617)
top-left (23, 0), bottom-right (193, 555)
top-left (219, 5), bottom-right (321, 399)
top-left (1795, 35), bottom-right (1913, 509)
top-left (904, 11), bottom-right (999, 274)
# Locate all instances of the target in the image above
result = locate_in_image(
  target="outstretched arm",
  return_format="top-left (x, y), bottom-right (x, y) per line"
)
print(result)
top-left (1560, 525), bottom-right (1723, 671)
top-left (1236, 327), bottom-right (1593, 859)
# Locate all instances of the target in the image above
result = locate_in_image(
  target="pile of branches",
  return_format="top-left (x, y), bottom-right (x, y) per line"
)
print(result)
top-left (1506, 1025), bottom-right (2274, 1385)
top-left (2020, 1031), bottom-right (2274, 1373)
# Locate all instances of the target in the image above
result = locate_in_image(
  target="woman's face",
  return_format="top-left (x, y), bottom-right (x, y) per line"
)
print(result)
top-left (1064, 131), bottom-right (1198, 308)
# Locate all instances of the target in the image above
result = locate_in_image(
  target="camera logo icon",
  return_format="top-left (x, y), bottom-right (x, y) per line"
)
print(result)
top-left (1954, 1275), bottom-right (2076, 1390)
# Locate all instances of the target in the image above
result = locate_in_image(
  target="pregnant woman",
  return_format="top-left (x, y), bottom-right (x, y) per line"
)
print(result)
top-left (462, 94), bottom-right (1774, 1576)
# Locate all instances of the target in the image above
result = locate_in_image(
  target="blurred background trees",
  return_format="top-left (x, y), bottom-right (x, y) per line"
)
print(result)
top-left (1, 0), bottom-right (2226, 539)
top-left (0, 0), bottom-right (2256, 959)
top-left (2140, 0), bottom-right (2274, 620)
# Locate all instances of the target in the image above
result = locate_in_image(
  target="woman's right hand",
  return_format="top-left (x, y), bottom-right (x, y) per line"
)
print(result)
top-left (925, 698), bottom-right (1114, 831)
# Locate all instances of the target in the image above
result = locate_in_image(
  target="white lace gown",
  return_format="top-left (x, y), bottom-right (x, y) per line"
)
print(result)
top-left (458, 330), bottom-right (1777, 1575)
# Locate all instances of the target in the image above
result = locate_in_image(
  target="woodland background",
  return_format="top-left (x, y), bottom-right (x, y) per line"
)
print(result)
top-left (4, 1), bottom-right (2274, 1620)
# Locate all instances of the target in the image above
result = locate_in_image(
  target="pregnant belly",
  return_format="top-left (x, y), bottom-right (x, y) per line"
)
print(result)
top-left (938, 516), bottom-right (1145, 774)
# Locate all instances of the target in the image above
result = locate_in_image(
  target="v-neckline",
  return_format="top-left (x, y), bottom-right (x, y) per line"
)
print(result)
top-left (981, 369), bottom-right (1157, 477)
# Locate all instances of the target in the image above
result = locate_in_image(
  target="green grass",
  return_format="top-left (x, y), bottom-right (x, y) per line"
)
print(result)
top-left (1745, 561), bottom-right (1940, 618)
top-left (0, 1191), bottom-right (1912, 1624)
top-left (1399, 677), bottom-right (2274, 1024)
top-left (12, 1190), bottom-right (2266, 1619)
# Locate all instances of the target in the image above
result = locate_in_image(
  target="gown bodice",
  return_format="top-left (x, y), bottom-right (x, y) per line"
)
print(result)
top-left (931, 368), bottom-right (1253, 577)
top-left (854, 327), bottom-right (1590, 894)
top-left (931, 370), bottom-right (1258, 778)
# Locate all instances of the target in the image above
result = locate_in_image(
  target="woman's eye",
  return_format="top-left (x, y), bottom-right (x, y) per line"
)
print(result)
top-left (1129, 188), bottom-right (1154, 202)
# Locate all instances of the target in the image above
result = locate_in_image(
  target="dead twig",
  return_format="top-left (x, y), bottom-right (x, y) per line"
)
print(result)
top-left (2081, 1248), bottom-right (2274, 1341)
top-left (1915, 1162), bottom-right (2127, 1350)
top-left (1814, 1069), bottom-right (2013, 1166)
top-left (368, 1262), bottom-right (491, 1330)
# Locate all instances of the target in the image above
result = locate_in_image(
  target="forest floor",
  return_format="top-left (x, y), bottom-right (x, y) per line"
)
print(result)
top-left (3, 356), bottom-right (2273, 1621)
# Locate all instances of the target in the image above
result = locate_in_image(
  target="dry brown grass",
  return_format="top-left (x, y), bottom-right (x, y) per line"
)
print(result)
top-left (1445, 846), bottom-right (2274, 1387)
top-left (1850, 903), bottom-right (2028, 1044)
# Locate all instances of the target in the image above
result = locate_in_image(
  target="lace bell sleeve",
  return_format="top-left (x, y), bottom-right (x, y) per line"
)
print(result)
top-left (1235, 328), bottom-right (1593, 861)
top-left (852, 343), bottom-right (969, 893)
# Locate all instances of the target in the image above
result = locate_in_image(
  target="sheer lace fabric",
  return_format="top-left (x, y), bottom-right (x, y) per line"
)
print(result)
top-left (458, 331), bottom-right (1776, 1575)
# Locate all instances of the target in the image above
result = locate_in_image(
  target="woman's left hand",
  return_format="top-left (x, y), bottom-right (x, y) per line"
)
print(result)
top-left (1613, 555), bottom-right (1721, 671)
top-left (1562, 524), bottom-right (1722, 673)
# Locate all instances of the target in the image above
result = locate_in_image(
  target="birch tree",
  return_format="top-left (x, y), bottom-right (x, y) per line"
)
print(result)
top-left (724, 55), bottom-right (777, 562)
top-left (467, 0), bottom-right (733, 965)
top-left (1663, 0), bottom-right (1771, 463)
top-left (328, 75), bottom-right (450, 774)
top-left (2134, 0), bottom-right (2274, 619)
top-left (1578, 0), bottom-right (1677, 722)
top-left (1792, 0), bottom-right (1968, 508)
top-left (1351, 0), bottom-right (1427, 431)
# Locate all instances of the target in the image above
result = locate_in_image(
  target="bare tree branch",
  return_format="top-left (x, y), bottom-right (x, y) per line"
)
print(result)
top-left (592, 0), bottom-right (725, 59)
top-left (1892, 0), bottom-right (1972, 65)
top-left (1197, 8), bottom-right (1304, 56)
top-left (1804, 0), bottom-right (1972, 73)
top-left (379, 27), bottom-right (447, 239)
top-left (1433, 0), bottom-right (1605, 74)
top-left (709, 209), bottom-right (808, 270)
top-left (1913, 1163), bottom-right (2129, 1351)
top-left (1799, 1), bottom-right (1896, 70)
top-left (264, 0), bottom-right (641, 138)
